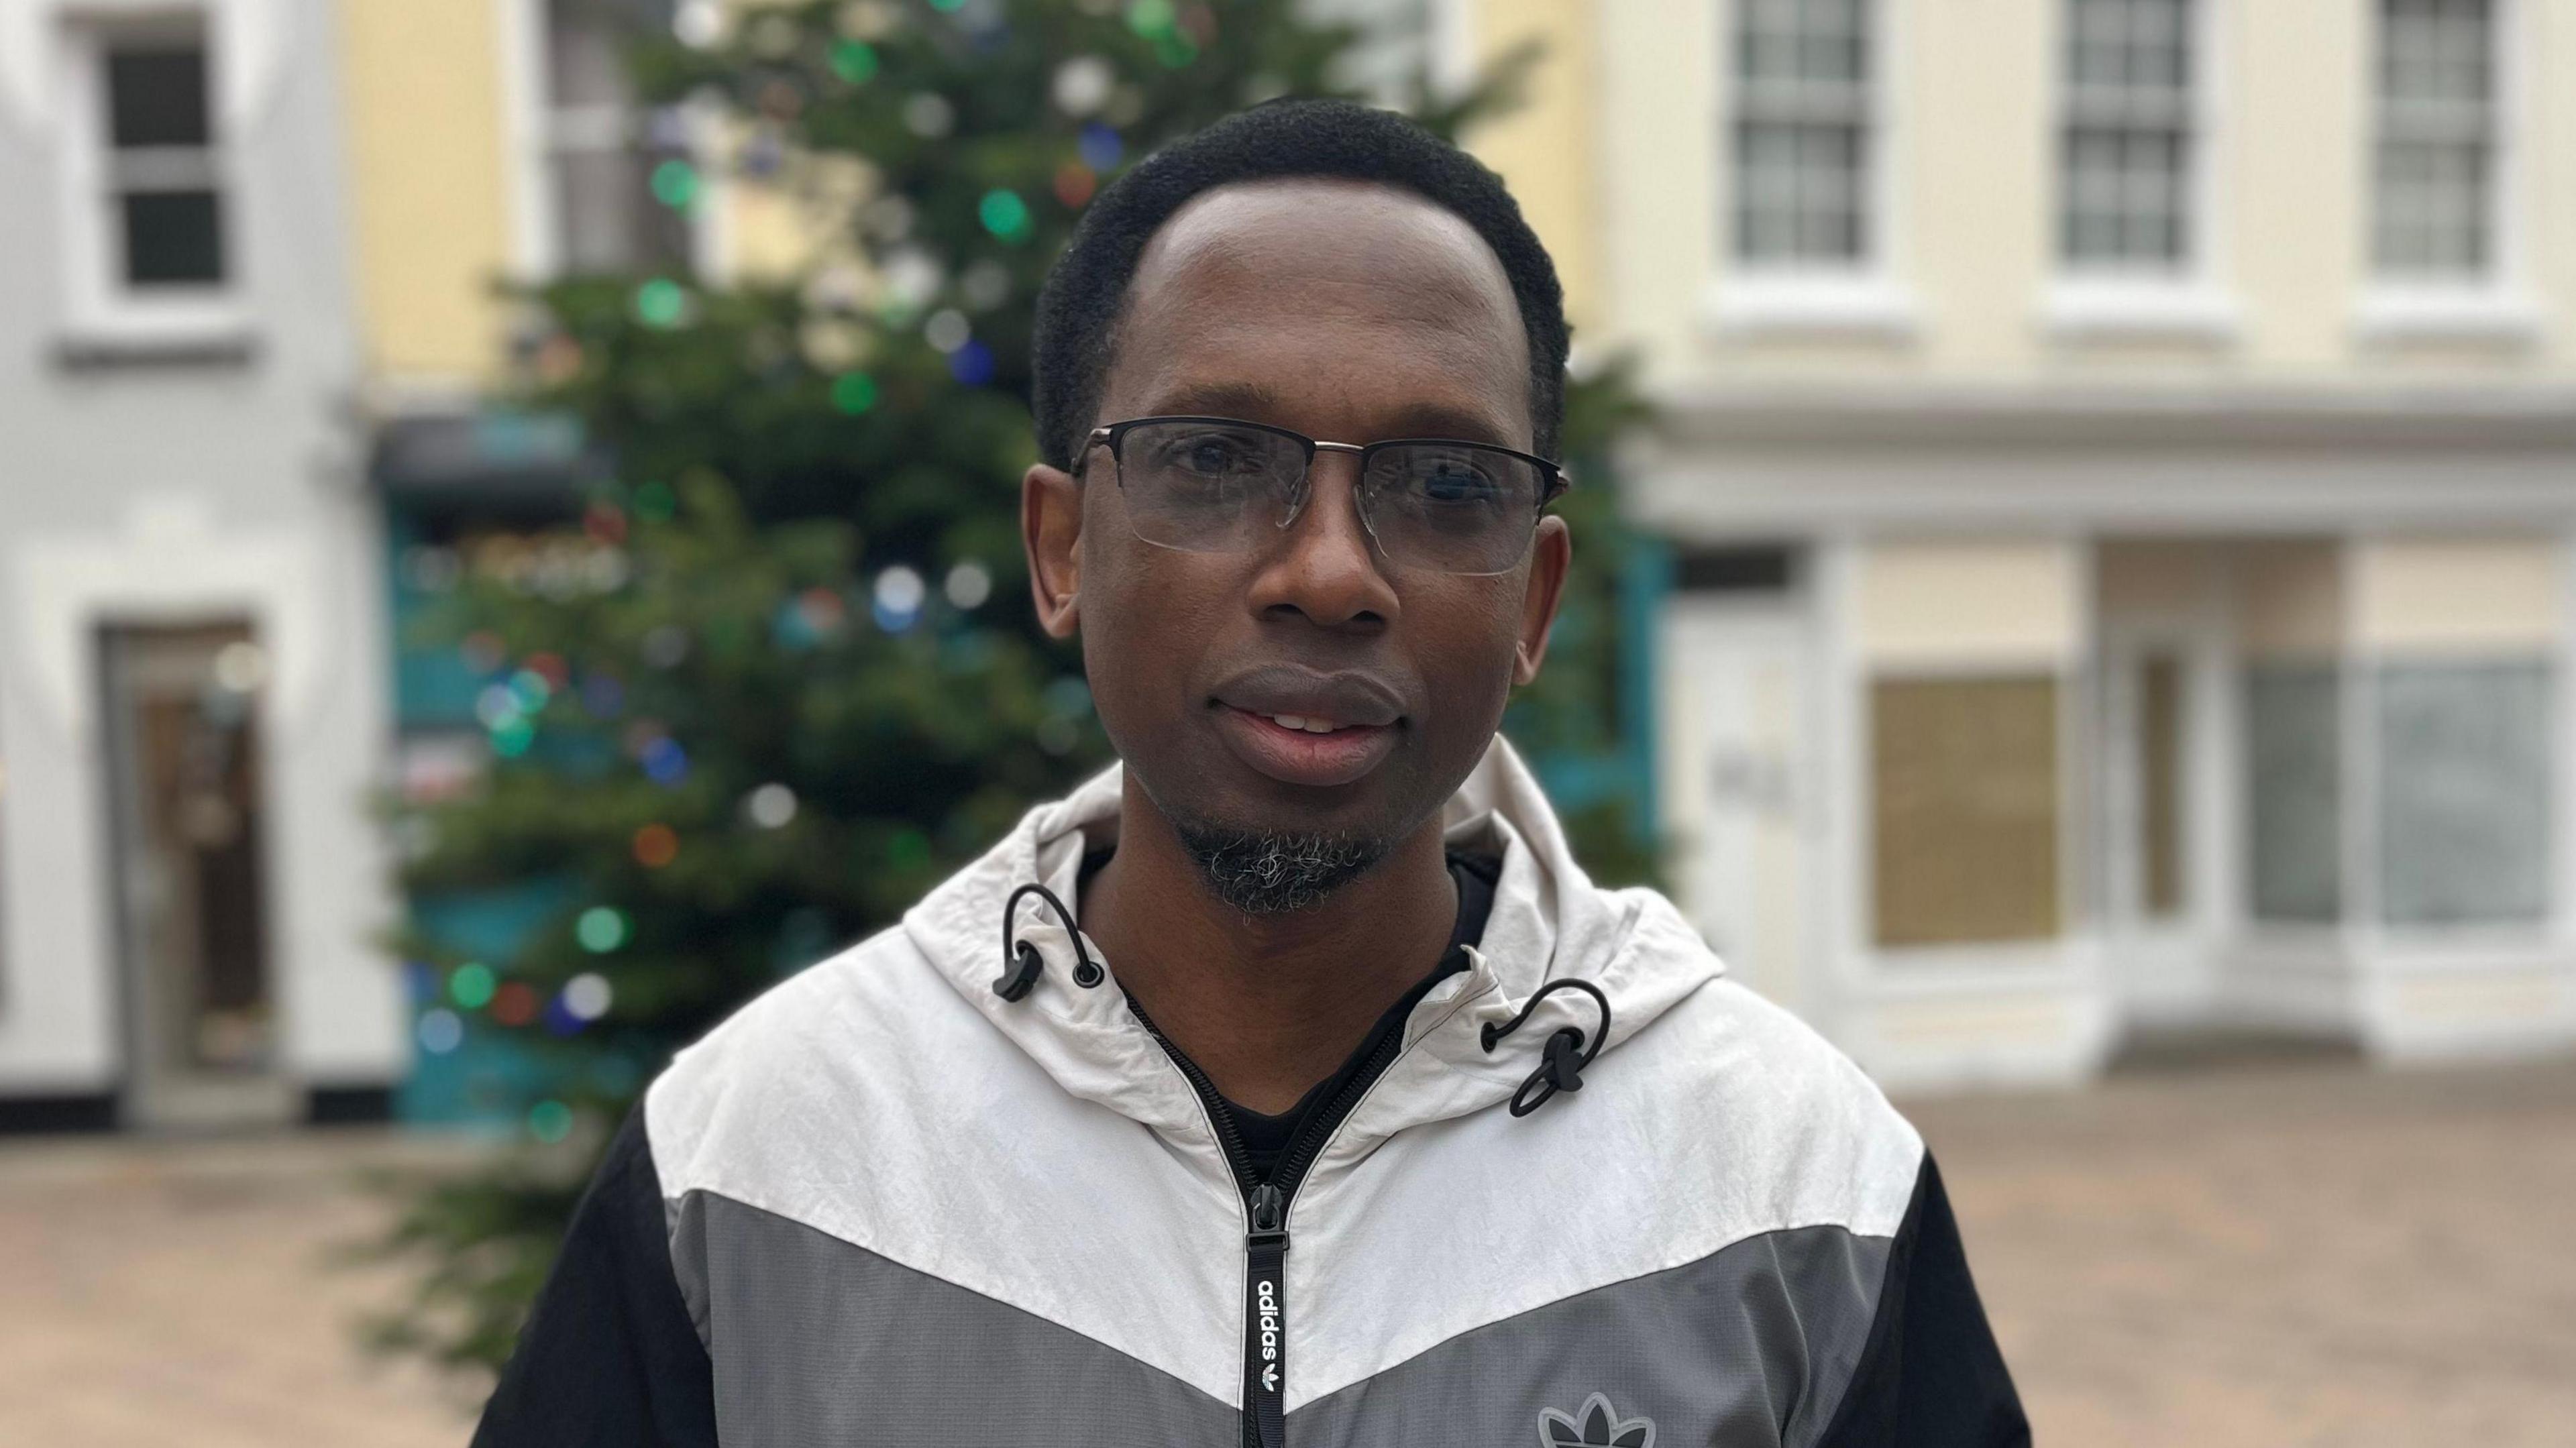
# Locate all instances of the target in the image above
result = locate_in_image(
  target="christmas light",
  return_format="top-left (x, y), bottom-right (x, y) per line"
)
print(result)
top-left (943, 559), bottom-right (992, 609)
top-left (577, 905), bottom-right (631, 953)
top-left (924, 309), bottom-right (970, 352)
top-left (633, 822), bottom-right (680, 867)
top-left (417, 1009), bottom-right (464, 1055)
top-left (492, 981), bottom-right (540, 1027)
top-left (650, 159), bottom-right (700, 209)
top-left (949, 339), bottom-right (996, 385)
top-left (635, 278), bottom-right (689, 328)
top-left (564, 972), bottom-right (615, 1021)
top-left (1079, 122), bottom-right (1122, 172)
top-left (641, 736), bottom-right (690, 785)
top-left (747, 782), bottom-right (799, 829)
top-left (832, 371), bottom-right (879, 414)
top-left (449, 962), bottom-right (496, 1010)
top-left (831, 39), bottom-right (878, 84)
top-left (977, 189), bottom-right (1031, 241)
top-left (529, 1099), bottom-right (574, 1144)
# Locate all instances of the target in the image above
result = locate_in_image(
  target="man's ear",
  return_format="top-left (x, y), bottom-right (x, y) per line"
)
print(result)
top-left (1022, 461), bottom-right (1083, 639)
top-left (1512, 515), bottom-right (1572, 686)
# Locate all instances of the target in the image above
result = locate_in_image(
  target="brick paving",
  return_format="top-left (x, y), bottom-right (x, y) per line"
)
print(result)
top-left (1910, 1052), bottom-right (2576, 1448)
top-left (3, 1053), bottom-right (2571, 1446)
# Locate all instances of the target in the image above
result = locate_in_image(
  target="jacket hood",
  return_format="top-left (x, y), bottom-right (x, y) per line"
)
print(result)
top-left (900, 732), bottom-right (1724, 1152)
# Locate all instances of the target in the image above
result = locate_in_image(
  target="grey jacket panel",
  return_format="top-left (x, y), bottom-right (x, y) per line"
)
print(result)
top-left (676, 1182), bottom-right (1886, 1448)
top-left (1289, 1225), bottom-right (1890, 1448)
top-left (671, 1190), bottom-right (1239, 1445)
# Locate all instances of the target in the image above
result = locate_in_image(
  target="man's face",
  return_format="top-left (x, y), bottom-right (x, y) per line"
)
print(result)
top-left (1023, 178), bottom-right (1570, 902)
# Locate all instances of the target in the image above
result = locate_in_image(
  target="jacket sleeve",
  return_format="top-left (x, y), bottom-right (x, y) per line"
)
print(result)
top-left (1813, 1152), bottom-right (2031, 1448)
top-left (470, 1102), bottom-right (718, 1448)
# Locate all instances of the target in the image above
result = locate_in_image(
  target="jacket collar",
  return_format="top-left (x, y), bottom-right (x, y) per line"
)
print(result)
top-left (900, 733), bottom-right (1723, 1145)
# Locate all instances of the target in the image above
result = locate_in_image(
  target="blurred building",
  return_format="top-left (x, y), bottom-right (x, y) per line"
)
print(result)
top-left (7, 0), bottom-right (2569, 1129)
top-left (1468, 0), bottom-right (2576, 1088)
top-left (0, 0), bottom-right (398, 1127)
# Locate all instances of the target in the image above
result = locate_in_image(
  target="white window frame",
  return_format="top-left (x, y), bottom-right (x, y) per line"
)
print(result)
top-left (1703, 0), bottom-right (1919, 341)
top-left (498, 0), bottom-right (727, 284)
top-left (2040, 0), bottom-right (2239, 343)
top-left (52, 2), bottom-right (253, 350)
top-left (2354, 0), bottom-right (2542, 345)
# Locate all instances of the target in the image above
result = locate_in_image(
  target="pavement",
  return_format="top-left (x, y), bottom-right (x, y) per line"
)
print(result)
top-left (2, 1052), bottom-right (2571, 1447)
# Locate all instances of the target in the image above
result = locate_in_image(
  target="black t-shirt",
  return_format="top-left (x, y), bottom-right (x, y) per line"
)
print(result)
top-left (1079, 846), bottom-right (1500, 1181)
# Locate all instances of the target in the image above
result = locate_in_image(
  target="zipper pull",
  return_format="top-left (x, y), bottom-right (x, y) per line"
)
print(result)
top-left (1248, 1181), bottom-right (1289, 1245)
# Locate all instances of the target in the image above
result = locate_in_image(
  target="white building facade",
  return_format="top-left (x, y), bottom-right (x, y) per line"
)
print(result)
top-left (0, 0), bottom-right (402, 1127)
top-left (1546, 0), bottom-right (2576, 1089)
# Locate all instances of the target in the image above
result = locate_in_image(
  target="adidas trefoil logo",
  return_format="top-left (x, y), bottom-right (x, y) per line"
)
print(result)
top-left (1538, 1392), bottom-right (1655, 1447)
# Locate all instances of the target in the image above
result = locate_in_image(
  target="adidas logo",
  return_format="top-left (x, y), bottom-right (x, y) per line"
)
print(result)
top-left (1538, 1392), bottom-right (1655, 1447)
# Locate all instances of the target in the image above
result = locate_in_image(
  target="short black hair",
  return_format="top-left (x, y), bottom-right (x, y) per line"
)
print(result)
top-left (1030, 99), bottom-right (1569, 472)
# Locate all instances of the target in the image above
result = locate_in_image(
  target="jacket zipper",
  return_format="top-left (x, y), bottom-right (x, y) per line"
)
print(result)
top-left (1129, 997), bottom-right (1417, 1448)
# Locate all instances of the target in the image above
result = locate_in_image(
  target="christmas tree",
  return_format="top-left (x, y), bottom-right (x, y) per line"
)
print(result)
top-left (368, 0), bottom-right (1657, 1374)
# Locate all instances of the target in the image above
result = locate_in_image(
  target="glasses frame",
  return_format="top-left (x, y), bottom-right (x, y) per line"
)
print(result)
top-left (1081, 414), bottom-right (1572, 577)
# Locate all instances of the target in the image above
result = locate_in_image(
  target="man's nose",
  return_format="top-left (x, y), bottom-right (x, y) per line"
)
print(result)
top-left (1246, 453), bottom-right (1399, 628)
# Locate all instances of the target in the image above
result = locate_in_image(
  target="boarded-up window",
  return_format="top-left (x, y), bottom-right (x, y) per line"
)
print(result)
top-left (2379, 660), bottom-right (2549, 925)
top-left (1872, 677), bottom-right (2062, 946)
top-left (2246, 665), bottom-right (2342, 922)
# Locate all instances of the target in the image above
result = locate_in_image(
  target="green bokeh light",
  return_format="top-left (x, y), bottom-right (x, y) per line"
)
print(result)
top-left (831, 371), bottom-right (879, 415)
top-left (633, 480), bottom-right (678, 522)
top-left (634, 278), bottom-right (688, 328)
top-left (829, 40), bottom-right (877, 84)
top-left (977, 189), bottom-right (1031, 241)
top-left (449, 962), bottom-right (496, 1010)
top-left (1126, 0), bottom-right (1177, 37)
top-left (489, 716), bottom-right (536, 757)
top-left (528, 1099), bottom-right (574, 1144)
top-left (649, 159), bottom-right (700, 209)
top-left (576, 905), bottom-right (631, 954)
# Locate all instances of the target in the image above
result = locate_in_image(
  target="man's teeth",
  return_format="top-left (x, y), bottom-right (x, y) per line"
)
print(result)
top-left (1267, 714), bottom-right (1344, 734)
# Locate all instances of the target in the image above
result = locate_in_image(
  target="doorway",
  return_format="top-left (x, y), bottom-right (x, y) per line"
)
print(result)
top-left (2094, 540), bottom-right (2226, 1025)
top-left (99, 621), bottom-right (290, 1129)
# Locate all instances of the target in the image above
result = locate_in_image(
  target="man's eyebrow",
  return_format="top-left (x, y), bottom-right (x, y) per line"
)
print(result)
top-left (1138, 385), bottom-right (1520, 448)
top-left (1142, 381), bottom-right (1289, 421)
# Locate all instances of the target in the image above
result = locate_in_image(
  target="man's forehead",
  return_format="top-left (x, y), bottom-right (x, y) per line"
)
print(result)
top-left (1127, 178), bottom-right (1517, 329)
top-left (1106, 177), bottom-right (1532, 437)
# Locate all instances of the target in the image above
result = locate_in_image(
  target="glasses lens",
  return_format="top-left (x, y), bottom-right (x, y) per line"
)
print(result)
top-left (1114, 421), bottom-right (1303, 553)
top-left (1362, 443), bottom-right (1545, 575)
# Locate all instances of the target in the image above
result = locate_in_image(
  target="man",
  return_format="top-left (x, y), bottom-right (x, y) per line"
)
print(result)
top-left (473, 99), bottom-right (2027, 1447)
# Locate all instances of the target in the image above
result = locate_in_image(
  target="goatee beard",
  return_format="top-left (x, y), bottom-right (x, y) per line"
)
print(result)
top-left (1171, 820), bottom-right (1389, 916)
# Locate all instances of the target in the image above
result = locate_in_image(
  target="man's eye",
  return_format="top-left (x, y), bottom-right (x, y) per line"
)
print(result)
top-left (1413, 463), bottom-right (1502, 503)
top-left (1162, 434), bottom-right (1265, 476)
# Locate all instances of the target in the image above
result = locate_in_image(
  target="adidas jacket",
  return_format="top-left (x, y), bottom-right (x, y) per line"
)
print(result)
top-left (472, 735), bottom-right (2027, 1447)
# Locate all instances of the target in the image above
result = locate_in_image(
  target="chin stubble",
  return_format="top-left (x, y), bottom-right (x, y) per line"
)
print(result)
top-left (1170, 819), bottom-right (1390, 917)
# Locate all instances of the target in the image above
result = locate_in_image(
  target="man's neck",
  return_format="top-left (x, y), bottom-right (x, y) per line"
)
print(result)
top-left (1075, 774), bottom-right (1458, 1116)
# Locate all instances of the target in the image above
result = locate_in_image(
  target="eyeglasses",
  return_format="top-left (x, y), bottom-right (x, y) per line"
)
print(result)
top-left (1082, 416), bottom-right (1570, 577)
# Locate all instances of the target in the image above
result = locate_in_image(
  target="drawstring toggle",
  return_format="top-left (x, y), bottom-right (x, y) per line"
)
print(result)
top-left (997, 882), bottom-right (1098, 1001)
top-left (1480, 978), bottom-right (1611, 1117)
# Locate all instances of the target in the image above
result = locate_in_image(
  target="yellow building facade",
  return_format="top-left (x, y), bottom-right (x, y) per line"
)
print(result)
top-left (1470, 0), bottom-right (2576, 1087)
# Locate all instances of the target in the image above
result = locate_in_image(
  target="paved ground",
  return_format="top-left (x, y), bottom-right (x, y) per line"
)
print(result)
top-left (1909, 1051), bottom-right (2576, 1447)
top-left (2, 1053), bottom-right (2571, 1446)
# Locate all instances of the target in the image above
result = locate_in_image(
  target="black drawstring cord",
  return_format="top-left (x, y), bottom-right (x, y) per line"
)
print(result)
top-left (1480, 978), bottom-right (1611, 1117)
top-left (996, 882), bottom-right (1102, 1001)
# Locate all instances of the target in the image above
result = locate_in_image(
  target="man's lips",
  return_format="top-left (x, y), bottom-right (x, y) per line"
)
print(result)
top-left (1212, 705), bottom-right (1399, 789)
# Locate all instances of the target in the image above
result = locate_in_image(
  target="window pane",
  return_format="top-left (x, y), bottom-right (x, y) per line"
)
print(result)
top-left (1729, 0), bottom-right (1875, 266)
top-left (1872, 677), bottom-right (2062, 948)
top-left (2247, 665), bottom-right (2341, 923)
top-left (2374, 0), bottom-right (2492, 277)
top-left (551, 149), bottom-right (692, 273)
top-left (121, 189), bottom-right (225, 286)
top-left (2379, 661), bottom-right (2550, 926)
top-left (107, 44), bottom-right (211, 149)
top-left (2057, 0), bottom-right (2196, 268)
